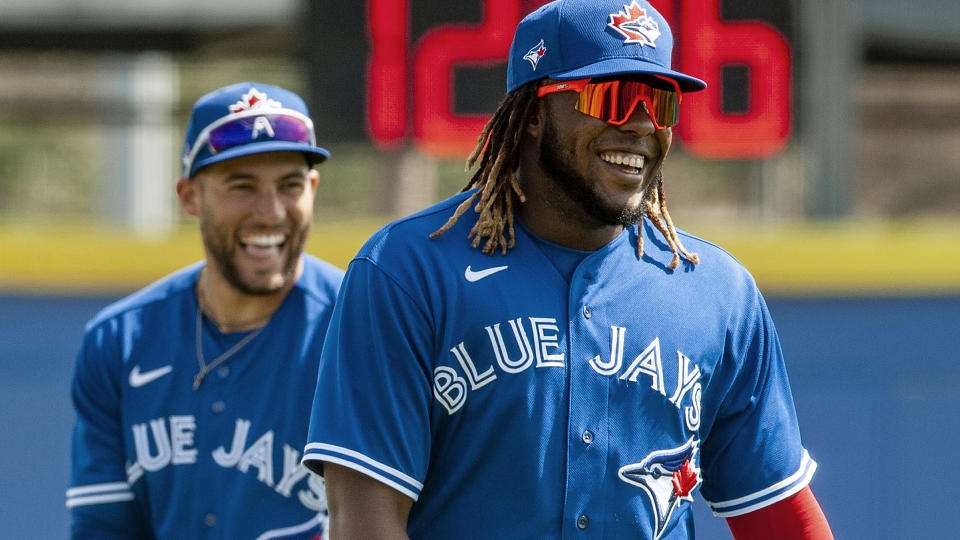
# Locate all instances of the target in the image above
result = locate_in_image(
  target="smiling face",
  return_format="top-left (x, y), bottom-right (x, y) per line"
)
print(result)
top-left (178, 151), bottom-right (318, 296)
top-left (522, 78), bottom-right (672, 237)
top-left (517, 80), bottom-right (672, 250)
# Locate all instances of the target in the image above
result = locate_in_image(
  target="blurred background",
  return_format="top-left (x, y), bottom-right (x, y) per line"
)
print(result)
top-left (1, 0), bottom-right (958, 537)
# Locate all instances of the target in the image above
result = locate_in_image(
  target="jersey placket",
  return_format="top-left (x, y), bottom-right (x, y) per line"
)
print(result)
top-left (193, 320), bottom-right (246, 537)
top-left (562, 255), bottom-right (611, 538)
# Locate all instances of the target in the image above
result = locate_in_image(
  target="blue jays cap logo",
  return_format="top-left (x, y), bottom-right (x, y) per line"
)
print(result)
top-left (608, 0), bottom-right (662, 47)
top-left (228, 88), bottom-right (283, 113)
top-left (523, 39), bottom-right (547, 70)
top-left (619, 437), bottom-right (702, 539)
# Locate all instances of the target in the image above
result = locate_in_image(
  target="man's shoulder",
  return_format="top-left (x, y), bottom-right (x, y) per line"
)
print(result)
top-left (638, 222), bottom-right (760, 296)
top-left (675, 228), bottom-right (750, 274)
top-left (85, 262), bottom-right (202, 331)
top-left (674, 228), bottom-right (765, 305)
top-left (356, 191), bottom-right (479, 264)
top-left (297, 254), bottom-right (345, 305)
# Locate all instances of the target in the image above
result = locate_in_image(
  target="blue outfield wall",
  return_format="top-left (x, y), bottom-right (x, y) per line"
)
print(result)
top-left (2, 293), bottom-right (958, 539)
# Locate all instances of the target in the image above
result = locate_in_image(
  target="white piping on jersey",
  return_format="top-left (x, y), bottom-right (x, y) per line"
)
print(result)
top-left (255, 512), bottom-right (326, 540)
top-left (66, 481), bottom-right (129, 498)
top-left (706, 450), bottom-right (817, 517)
top-left (309, 454), bottom-right (420, 501)
top-left (303, 443), bottom-right (423, 490)
top-left (66, 482), bottom-right (134, 508)
top-left (66, 492), bottom-right (135, 507)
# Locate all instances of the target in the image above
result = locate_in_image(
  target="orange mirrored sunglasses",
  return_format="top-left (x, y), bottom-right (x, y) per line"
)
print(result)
top-left (536, 75), bottom-right (682, 130)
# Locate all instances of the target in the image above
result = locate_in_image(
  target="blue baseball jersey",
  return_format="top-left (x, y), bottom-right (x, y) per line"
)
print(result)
top-left (68, 255), bottom-right (343, 540)
top-left (302, 191), bottom-right (817, 538)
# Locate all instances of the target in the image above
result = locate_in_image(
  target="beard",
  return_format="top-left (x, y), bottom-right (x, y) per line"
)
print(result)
top-left (538, 117), bottom-right (649, 227)
top-left (199, 213), bottom-right (309, 296)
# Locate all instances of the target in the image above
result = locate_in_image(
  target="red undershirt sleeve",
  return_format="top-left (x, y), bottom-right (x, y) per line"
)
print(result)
top-left (725, 486), bottom-right (834, 540)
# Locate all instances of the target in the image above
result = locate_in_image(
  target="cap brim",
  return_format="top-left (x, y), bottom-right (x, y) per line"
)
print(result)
top-left (552, 58), bottom-right (706, 93)
top-left (190, 141), bottom-right (330, 177)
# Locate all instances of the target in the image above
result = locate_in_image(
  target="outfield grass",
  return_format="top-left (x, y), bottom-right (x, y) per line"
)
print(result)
top-left (2, 219), bottom-right (959, 295)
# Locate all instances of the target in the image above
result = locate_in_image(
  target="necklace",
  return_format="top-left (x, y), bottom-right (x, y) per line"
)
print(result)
top-left (192, 279), bottom-right (270, 391)
top-left (193, 307), bottom-right (267, 390)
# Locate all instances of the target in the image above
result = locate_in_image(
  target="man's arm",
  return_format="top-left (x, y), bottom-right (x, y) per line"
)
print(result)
top-left (725, 486), bottom-right (833, 540)
top-left (325, 463), bottom-right (414, 539)
top-left (69, 326), bottom-right (148, 539)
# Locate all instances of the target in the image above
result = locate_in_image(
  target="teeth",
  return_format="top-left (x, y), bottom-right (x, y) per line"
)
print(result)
top-left (243, 234), bottom-right (285, 247)
top-left (601, 152), bottom-right (645, 169)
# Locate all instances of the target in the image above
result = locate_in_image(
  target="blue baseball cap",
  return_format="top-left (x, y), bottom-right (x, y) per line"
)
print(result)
top-left (181, 82), bottom-right (330, 178)
top-left (507, 0), bottom-right (706, 93)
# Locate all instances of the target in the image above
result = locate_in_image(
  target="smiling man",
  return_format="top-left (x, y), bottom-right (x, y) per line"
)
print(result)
top-left (301, 1), bottom-right (832, 539)
top-left (67, 83), bottom-right (343, 539)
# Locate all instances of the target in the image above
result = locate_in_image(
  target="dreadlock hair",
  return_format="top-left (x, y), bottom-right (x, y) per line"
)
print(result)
top-left (642, 171), bottom-right (699, 269)
top-left (429, 82), bottom-right (539, 255)
top-left (430, 81), bottom-right (699, 270)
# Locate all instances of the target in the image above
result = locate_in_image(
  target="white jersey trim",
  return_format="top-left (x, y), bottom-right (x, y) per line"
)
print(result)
top-left (255, 512), bottom-right (326, 540)
top-left (66, 481), bottom-right (130, 498)
top-left (306, 454), bottom-right (420, 502)
top-left (303, 442), bottom-right (423, 490)
top-left (66, 492), bottom-right (135, 508)
top-left (707, 450), bottom-right (817, 517)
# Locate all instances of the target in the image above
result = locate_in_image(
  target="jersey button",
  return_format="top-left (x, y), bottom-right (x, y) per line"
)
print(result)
top-left (217, 366), bottom-right (230, 378)
top-left (204, 513), bottom-right (217, 527)
top-left (582, 306), bottom-right (592, 319)
top-left (211, 401), bottom-right (226, 414)
top-left (577, 514), bottom-right (589, 529)
top-left (581, 430), bottom-right (594, 444)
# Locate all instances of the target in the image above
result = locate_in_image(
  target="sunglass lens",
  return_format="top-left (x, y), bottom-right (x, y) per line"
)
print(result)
top-left (207, 115), bottom-right (312, 154)
top-left (574, 80), bottom-right (678, 128)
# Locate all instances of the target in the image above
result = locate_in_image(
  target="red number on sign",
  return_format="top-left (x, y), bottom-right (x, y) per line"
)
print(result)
top-left (678, 0), bottom-right (792, 158)
top-left (412, 0), bottom-right (522, 157)
top-left (366, 0), bottom-right (793, 159)
top-left (367, 0), bottom-right (409, 148)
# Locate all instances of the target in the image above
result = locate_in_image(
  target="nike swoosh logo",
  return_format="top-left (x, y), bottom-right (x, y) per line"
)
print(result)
top-left (464, 265), bottom-right (509, 282)
top-left (129, 365), bottom-right (173, 388)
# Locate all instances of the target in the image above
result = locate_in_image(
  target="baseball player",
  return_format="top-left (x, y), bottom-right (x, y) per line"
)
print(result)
top-left (67, 83), bottom-right (342, 539)
top-left (302, 1), bottom-right (833, 538)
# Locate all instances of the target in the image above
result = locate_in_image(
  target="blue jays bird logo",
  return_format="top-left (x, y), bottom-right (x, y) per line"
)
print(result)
top-left (607, 1), bottom-right (661, 46)
top-left (618, 438), bottom-right (702, 539)
top-left (523, 39), bottom-right (547, 70)
top-left (228, 88), bottom-right (282, 114)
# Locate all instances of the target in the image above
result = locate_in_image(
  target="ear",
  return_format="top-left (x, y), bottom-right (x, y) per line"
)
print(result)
top-left (176, 177), bottom-right (201, 217)
top-left (308, 168), bottom-right (320, 193)
top-left (525, 98), bottom-right (546, 139)
top-left (652, 127), bottom-right (673, 171)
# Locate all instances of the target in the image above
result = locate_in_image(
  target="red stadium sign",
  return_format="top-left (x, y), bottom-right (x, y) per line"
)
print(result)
top-left (365, 0), bottom-right (792, 159)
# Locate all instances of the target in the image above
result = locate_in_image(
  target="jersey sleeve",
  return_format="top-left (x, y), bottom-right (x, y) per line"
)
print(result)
top-left (698, 287), bottom-right (817, 517)
top-left (68, 320), bottom-right (150, 539)
top-left (302, 257), bottom-right (435, 501)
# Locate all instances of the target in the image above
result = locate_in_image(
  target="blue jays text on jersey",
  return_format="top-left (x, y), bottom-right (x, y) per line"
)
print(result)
top-left (302, 190), bottom-right (817, 539)
top-left (68, 255), bottom-right (343, 540)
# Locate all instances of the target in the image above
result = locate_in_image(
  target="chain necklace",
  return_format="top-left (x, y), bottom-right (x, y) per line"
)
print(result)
top-left (192, 282), bottom-right (270, 391)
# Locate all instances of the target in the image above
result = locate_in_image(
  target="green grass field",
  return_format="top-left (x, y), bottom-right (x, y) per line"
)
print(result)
top-left (3, 219), bottom-right (960, 295)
